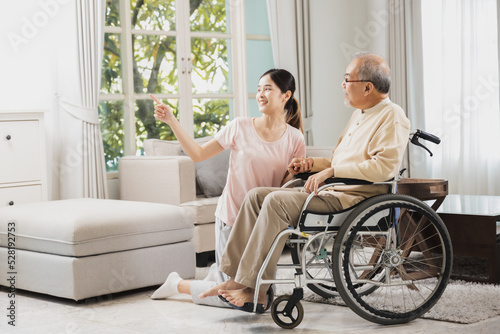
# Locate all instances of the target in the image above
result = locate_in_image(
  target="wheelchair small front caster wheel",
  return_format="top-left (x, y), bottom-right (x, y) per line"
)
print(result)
top-left (271, 295), bottom-right (304, 329)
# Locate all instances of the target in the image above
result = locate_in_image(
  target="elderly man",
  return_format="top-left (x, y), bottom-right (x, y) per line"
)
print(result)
top-left (200, 53), bottom-right (411, 312)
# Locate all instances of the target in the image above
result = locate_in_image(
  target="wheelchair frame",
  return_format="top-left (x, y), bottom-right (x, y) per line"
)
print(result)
top-left (251, 130), bottom-right (452, 329)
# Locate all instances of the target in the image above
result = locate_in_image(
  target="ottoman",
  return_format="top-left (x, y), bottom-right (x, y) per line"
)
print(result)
top-left (0, 199), bottom-right (195, 301)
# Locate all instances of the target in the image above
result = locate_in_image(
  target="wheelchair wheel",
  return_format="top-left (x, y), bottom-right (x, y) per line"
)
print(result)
top-left (332, 194), bottom-right (452, 325)
top-left (290, 232), bottom-right (338, 298)
top-left (290, 232), bottom-right (383, 298)
top-left (271, 295), bottom-right (304, 329)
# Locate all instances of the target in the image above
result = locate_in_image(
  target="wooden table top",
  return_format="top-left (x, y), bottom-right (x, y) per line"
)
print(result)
top-left (437, 194), bottom-right (500, 217)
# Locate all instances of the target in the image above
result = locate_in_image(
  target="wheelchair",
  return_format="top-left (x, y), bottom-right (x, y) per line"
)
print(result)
top-left (253, 130), bottom-right (453, 329)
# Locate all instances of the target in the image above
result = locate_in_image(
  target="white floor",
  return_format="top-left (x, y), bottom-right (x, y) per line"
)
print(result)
top-left (1, 258), bottom-right (499, 334)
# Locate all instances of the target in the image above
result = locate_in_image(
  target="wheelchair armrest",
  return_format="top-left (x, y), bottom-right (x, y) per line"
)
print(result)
top-left (295, 173), bottom-right (373, 186)
top-left (295, 172), bottom-right (316, 180)
top-left (324, 177), bottom-right (373, 185)
top-left (297, 173), bottom-right (394, 214)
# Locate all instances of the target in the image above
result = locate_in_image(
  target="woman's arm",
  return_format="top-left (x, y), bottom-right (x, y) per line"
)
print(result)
top-left (280, 171), bottom-right (294, 186)
top-left (151, 94), bottom-right (224, 162)
top-left (282, 134), bottom-right (307, 186)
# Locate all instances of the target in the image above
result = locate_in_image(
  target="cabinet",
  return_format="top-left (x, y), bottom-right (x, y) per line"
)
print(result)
top-left (0, 111), bottom-right (48, 206)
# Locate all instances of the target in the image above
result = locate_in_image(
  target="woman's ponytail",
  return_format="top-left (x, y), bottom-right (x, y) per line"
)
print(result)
top-left (285, 96), bottom-right (303, 133)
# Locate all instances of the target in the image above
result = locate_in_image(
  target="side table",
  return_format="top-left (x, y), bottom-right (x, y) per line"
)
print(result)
top-left (437, 194), bottom-right (500, 284)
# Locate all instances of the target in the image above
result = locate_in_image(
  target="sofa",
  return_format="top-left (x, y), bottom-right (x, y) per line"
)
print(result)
top-left (119, 137), bottom-right (333, 266)
top-left (0, 198), bottom-right (195, 301)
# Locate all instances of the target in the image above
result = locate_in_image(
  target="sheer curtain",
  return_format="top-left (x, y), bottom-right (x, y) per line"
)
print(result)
top-left (415, 0), bottom-right (500, 195)
top-left (387, 0), bottom-right (425, 176)
top-left (58, 0), bottom-right (108, 199)
top-left (266, 0), bottom-right (313, 144)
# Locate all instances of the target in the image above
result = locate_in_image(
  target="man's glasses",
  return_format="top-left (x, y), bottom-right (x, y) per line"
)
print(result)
top-left (344, 77), bottom-right (372, 84)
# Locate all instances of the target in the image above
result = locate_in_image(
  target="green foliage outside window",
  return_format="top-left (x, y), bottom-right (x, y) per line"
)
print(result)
top-left (99, 100), bottom-right (124, 171)
top-left (100, 0), bottom-right (231, 171)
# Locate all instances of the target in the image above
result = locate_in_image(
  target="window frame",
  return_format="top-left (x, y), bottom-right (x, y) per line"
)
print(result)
top-left (100, 0), bottom-right (249, 177)
top-left (246, 33), bottom-right (272, 101)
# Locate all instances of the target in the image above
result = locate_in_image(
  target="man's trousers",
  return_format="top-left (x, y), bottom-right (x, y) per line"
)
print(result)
top-left (219, 187), bottom-right (343, 289)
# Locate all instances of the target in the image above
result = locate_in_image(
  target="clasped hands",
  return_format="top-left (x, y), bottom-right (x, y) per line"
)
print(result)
top-left (287, 158), bottom-right (334, 195)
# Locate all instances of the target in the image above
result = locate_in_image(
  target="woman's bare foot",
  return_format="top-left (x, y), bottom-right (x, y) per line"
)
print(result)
top-left (219, 287), bottom-right (267, 307)
top-left (198, 278), bottom-right (245, 298)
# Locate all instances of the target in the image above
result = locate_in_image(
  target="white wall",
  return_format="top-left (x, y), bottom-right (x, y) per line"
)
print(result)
top-left (0, 0), bottom-right (79, 200)
top-left (1, 2), bottom-right (54, 110)
top-left (309, 0), bottom-right (389, 146)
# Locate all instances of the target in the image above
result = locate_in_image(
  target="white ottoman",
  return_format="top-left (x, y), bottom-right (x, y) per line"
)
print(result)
top-left (0, 199), bottom-right (195, 301)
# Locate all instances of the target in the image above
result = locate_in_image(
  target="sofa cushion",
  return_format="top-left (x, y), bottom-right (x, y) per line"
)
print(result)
top-left (0, 199), bottom-right (193, 257)
top-left (181, 196), bottom-right (219, 225)
top-left (144, 136), bottom-right (214, 156)
top-left (182, 148), bottom-right (230, 198)
top-left (144, 136), bottom-right (224, 196)
top-left (144, 139), bottom-right (182, 156)
top-left (192, 222), bottom-right (216, 253)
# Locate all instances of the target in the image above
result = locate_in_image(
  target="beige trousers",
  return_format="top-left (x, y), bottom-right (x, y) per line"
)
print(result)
top-left (219, 187), bottom-right (342, 289)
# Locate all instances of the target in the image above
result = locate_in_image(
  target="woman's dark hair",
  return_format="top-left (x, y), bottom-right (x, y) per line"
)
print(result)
top-left (260, 69), bottom-right (304, 133)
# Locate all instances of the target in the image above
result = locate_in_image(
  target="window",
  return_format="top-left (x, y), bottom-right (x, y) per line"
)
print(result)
top-left (100, 0), bottom-right (272, 172)
top-left (245, 0), bottom-right (274, 117)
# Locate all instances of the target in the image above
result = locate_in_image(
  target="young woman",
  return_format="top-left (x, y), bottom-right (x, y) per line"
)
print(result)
top-left (149, 69), bottom-right (305, 308)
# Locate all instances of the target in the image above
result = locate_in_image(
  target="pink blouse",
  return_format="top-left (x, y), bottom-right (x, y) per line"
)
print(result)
top-left (214, 117), bottom-right (305, 226)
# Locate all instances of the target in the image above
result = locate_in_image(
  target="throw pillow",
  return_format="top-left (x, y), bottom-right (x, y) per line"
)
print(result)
top-left (181, 148), bottom-right (230, 197)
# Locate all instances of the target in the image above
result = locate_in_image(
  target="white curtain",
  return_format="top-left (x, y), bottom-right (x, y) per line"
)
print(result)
top-left (417, 0), bottom-right (500, 195)
top-left (267, 0), bottom-right (313, 144)
top-left (387, 0), bottom-right (425, 176)
top-left (59, 0), bottom-right (108, 199)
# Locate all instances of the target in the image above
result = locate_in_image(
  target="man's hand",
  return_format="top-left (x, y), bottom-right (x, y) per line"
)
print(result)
top-left (150, 94), bottom-right (176, 125)
top-left (304, 167), bottom-right (334, 195)
top-left (287, 157), bottom-right (313, 175)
